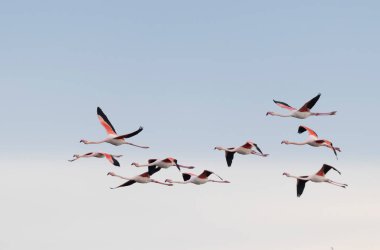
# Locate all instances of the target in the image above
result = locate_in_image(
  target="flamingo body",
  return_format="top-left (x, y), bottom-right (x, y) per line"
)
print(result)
top-left (283, 164), bottom-right (347, 197)
top-left (165, 170), bottom-right (229, 185)
top-left (107, 168), bottom-right (172, 188)
top-left (132, 157), bottom-right (194, 171)
top-left (80, 107), bottom-right (149, 148)
top-left (69, 152), bottom-right (122, 166)
top-left (266, 93), bottom-right (337, 119)
top-left (214, 141), bottom-right (268, 167)
top-left (281, 125), bottom-right (340, 159)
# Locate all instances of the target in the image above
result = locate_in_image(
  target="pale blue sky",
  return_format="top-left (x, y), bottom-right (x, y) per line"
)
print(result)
top-left (0, 1), bottom-right (379, 250)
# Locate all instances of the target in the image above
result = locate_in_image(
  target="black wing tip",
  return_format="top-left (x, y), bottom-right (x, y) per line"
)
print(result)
top-left (114, 161), bottom-right (120, 167)
top-left (298, 126), bottom-right (306, 134)
top-left (148, 166), bottom-right (160, 175)
top-left (182, 173), bottom-right (191, 181)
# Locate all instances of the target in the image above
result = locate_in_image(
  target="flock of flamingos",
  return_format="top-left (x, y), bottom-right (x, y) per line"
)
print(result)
top-left (69, 93), bottom-right (347, 197)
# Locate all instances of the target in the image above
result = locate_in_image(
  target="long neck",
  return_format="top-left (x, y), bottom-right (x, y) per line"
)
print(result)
top-left (133, 162), bottom-right (155, 167)
top-left (287, 141), bottom-right (308, 145)
top-left (215, 146), bottom-right (234, 152)
top-left (271, 112), bottom-right (291, 117)
top-left (112, 174), bottom-right (133, 181)
top-left (85, 140), bottom-right (103, 144)
top-left (170, 180), bottom-right (188, 184)
top-left (287, 174), bottom-right (309, 181)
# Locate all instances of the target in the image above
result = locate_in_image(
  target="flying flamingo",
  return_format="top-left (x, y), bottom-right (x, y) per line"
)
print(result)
top-left (214, 141), bottom-right (269, 167)
top-left (80, 107), bottom-right (149, 148)
top-left (68, 152), bottom-right (122, 166)
top-left (131, 158), bottom-right (195, 172)
top-left (283, 164), bottom-right (347, 197)
top-left (266, 93), bottom-right (337, 119)
top-left (165, 170), bottom-right (230, 185)
top-left (107, 167), bottom-right (172, 188)
top-left (281, 126), bottom-right (341, 159)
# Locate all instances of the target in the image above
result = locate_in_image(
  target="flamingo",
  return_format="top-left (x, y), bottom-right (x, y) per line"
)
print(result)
top-left (68, 152), bottom-right (122, 166)
top-left (80, 107), bottom-right (149, 148)
top-left (214, 141), bottom-right (269, 167)
top-left (281, 126), bottom-right (341, 159)
top-left (131, 158), bottom-right (195, 172)
top-left (107, 167), bottom-right (172, 188)
top-left (283, 164), bottom-right (347, 197)
top-left (266, 93), bottom-right (337, 119)
top-left (165, 170), bottom-right (230, 185)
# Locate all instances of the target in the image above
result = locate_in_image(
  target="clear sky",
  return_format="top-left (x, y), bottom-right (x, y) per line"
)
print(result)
top-left (1, 1), bottom-right (379, 250)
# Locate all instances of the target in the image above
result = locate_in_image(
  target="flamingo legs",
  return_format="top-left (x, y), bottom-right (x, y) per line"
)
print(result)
top-left (327, 180), bottom-right (348, 188)
top-left (125, 142), bottom-right (150, 148)
top-left (151, 180), bottom-right (173, 186)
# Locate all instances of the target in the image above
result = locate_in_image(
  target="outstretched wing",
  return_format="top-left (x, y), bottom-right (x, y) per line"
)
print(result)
top-left (315, 140), bottom-right (338, 158)
top-left (198, 170), bottom-right (223, 180)
top-left (298, 125), bottom-right (318, 138)
top-left (182, 173), bottom-right (192, 181)
top-left (273, 100), bottom-right (296, 111)
top-left (297, 176), bottom-right (309, 197)
top-left (114, 126), bottom-right (144, 139)
top-left (299, 93), bottom-right (321, 112)
top-left (253, 143), bottom-right (263, 155)
top-left (225, 148), bottom-right (236, 167)
top-left (148, 166), bottom-right (161, 176)
top-left (112, 180), bottom-right (136, 189)
top-left (97, 107), bottom-right (117, 135)
top-left (316, 164), bottom-right (341, 176)
top-left (103, 153), bottom-right (120, 167)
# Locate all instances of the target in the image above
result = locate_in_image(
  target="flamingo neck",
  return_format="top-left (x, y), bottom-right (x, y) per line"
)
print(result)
top-left (287, 141), bottom-right (308, 145)
top-left (171, 180), bottom-right (188, 184)
top-left (271, 112), bottom-right (291, 117)
top-left (215, 146), bottom-right (234, 152)
top-left (86, 140), bottom-right (103, 144)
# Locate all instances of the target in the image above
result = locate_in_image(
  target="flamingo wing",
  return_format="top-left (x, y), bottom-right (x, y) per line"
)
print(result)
top-left (199, 170), bottom-right (223, 180)
top-left (298, 93), bottom-right (321, 112)
top-left (225, 148), bottom-right (236, 167)
top-left (298, 125), bottom-right (318, 138)
top-left (198, 170), bottom-right (213, 179)
top-left (103, 153), bottom-right (120, 167)
top-left (113, 126), bottom-right (144, 139)
top-left (273, 100), bottom-right (296, 111)
top-left (97, 107), bottom-right (117, 135)
top-left (297, 176), bottom-right (309, 197)
top-left (182, 173), bottom-right (192, 181)
top-left (316, 164), bottom-right (341, 176)
top-left (316, 140), bottom-right (338, 158)
top-left (148, 166), bottom-right (161, 176)
top-left (113, 180), bottom-right (136, 188)
top-left (253, 143), bottom-right (263, 155)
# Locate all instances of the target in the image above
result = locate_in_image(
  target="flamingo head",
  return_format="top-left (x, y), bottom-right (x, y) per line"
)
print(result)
top-left (214, 146), bottom-right (223, 150)
top-left (282, 172), bottom-right (290, 177)
top-left (80, 139), bottom-right (88, 144)
top-left (281, 140), bottom-right (289, 145)
top-left (107, 172), bottom-right (116, 176)
top-left (73, 154), bottom-right (79, 158)
top-left (266, 112), bottom-right (274, 116)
